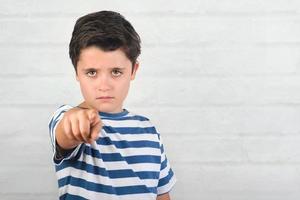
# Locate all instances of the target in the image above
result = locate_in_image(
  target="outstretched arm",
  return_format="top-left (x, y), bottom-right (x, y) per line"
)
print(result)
top-left (157, 193), bottom-right (170, 200)
top-left (55, 106), bottom-right (102, 150)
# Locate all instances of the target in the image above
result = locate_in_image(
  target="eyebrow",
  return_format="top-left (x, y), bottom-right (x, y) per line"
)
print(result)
top-left (82, 68), bottom-right (97, 72)
top-left (82, 67), bottom-right (125, 72)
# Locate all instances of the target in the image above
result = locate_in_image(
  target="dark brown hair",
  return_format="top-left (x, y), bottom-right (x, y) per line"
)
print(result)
top-left (69, 11), bottom-right (141, 72)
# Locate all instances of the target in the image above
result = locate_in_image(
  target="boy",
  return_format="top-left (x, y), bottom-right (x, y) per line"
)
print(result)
top-left (48, 11), bottom-right (176, 200)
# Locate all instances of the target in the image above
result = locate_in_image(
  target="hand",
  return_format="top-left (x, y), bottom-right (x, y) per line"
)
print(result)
top-left (56, 106), bottom-right (102, 149)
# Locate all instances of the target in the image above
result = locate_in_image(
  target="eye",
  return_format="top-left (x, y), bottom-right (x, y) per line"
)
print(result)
top-left (86, 71), bottom-right (97, 77)
top-left (111, 69), bottom-right (123, 77)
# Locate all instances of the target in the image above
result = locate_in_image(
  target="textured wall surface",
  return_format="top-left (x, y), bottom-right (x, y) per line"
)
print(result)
top-left (1, 1), bottom-right (300, 199)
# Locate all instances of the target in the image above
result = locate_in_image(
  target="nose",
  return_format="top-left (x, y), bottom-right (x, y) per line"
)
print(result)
top-left (96, 74), bottom-right (111, 92)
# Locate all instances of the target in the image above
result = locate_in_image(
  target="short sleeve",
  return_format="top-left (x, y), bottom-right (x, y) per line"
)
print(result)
top-left (157, 136), bottom-right (177, 195)
top-left (48, 104), bottom-right (83, 165)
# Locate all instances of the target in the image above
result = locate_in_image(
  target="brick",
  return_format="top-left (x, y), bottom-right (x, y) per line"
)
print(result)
top-left (0, 106), bottom-right (61, 167)
top-left (0, 0), bottom-right (201, 16)
top-left (202, 0), bottom-right (298, 14)
top-left (0, 46), bottom-right (72, 75)
top-left (129, 76), bottom-right (300, 106)
top-left (0, 0), bottom-right (298, 16)
top-left (172, 163), bottom-right (300, 200)
top-left (140, 45), bottom-right (299, 77)
top-left (0, 166), bottom-right (57, 194)
top-left (2, 16), bottom-right (300, 46)
top-left (0, 77), bottom-right (81, 105)
top-left (164, 136), bottom-right (300, 163)
top-left (165, 136), bottom-right (246, 163)
top-left (0, 129), bottom-right (54, 167)
top-left (0, 194), bottom-right (56, 200)
top-left (244, 137), bottom-right (300, 162)
top-left (0, 18), bottom-right (73, 45)
top-left (132, 107), bottom-right (300, 136)
top-left (127, 16), bottom-right (300, 45)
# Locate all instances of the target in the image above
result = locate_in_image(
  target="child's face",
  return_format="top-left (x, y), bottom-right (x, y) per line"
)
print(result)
top-left (76, 46), bottom-right (139, 113)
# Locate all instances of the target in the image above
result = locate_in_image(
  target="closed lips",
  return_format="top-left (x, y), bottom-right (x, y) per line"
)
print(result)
top-left (96, 96), bottom-right (113, 99)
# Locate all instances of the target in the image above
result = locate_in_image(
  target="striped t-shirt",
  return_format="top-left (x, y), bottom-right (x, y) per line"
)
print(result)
top-left (48, 105), bottom-right (176, 200)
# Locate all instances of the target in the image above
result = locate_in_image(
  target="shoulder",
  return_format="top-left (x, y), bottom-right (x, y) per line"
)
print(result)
top-left (48, 104), bottom-right (74, 123)
top-left (52, 104), bottom-right (74, 114)
top-left (127, 110), bottom-right (161, 135)
top-left (125, 110), bottom-right (157, 126)
top-left (57, 104), bottom-right (74, 111)
top-left (106, 110), bottom-right (160, 136)
top-left (124, 109), bottom-right (150, 121)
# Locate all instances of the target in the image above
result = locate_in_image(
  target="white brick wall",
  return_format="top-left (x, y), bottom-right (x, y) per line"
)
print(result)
top-left (1, 1), bottom-right (300, 199)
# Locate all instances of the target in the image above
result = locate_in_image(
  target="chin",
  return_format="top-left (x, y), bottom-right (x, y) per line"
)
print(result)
top-left (95, 105), bottom-right (119, 113)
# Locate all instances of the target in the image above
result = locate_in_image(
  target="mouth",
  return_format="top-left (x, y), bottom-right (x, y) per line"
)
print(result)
top-left (96, 96), bottom-right (114, 100)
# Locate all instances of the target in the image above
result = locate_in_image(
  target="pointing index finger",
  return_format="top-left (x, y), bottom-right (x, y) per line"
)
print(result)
top-left (76, 105), bottom-right (102, 140)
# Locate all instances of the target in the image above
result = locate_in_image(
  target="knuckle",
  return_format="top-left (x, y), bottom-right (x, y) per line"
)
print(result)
top-left (73, 130), bottom-right (81, 137)
top-left (81, 130), bottom-right (88, 138)
top-left (89, 109), bottom-right (98, 116)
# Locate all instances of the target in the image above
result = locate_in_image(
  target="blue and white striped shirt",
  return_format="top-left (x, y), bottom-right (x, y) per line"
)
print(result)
top-left (48, 105), bottom-right (176, 200)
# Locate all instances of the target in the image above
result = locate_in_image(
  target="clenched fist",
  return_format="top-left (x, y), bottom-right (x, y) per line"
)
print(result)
top-left (55, 106), bottom-right (102, 150)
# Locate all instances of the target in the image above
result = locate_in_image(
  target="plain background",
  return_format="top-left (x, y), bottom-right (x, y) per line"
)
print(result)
top-left (1, 0), bottom-right (300, 199)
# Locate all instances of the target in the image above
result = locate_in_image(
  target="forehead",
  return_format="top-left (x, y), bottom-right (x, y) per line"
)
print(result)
top-left (77, 46), bottom-right (132, 69)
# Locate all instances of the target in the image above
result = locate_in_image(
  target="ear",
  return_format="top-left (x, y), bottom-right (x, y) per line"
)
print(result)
top-left (130, 61), bottom-right (139, 80)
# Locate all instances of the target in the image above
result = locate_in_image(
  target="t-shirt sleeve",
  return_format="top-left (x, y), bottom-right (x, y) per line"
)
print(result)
top-left (48, 105), bottom-right (83, 165)
top-left (157, 135), bottom-right (177, 195)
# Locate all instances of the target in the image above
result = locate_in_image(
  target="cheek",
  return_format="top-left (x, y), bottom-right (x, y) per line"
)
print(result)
top-left (117, 79), bottom-right (131, 95)
top-left (79, 80), bottom-right (93, 96)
